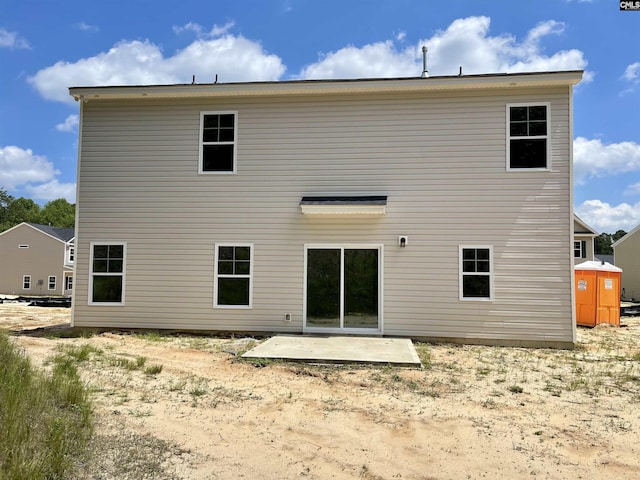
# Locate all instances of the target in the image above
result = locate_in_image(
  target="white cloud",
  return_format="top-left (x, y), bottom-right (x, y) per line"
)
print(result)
top-left (298, 17), bottom-right (589, 80)
top-left (623, 61), bottom-right (640, 82)
top-left (76, 22), bottom-right (99, 32)
top-left (173, 21), bottom-right (235, 38)
top-left (0, 146), bottom-right (76, 202)
top-left (55, 114), bottom-right (79, 132)
top-left (25, 180), bottom-right (76, 203)
top-left (624, 182), bottom-right (640, 196)
top-left (0, 146), bottom-right (58, 190)
top-left (28, 33), bottom-right (285, 105)
top-left (573, 137), bottom-right (640, 185)
top-left (0, 27), bottom-right (30, 50)
top-left (621, 61), bottom-right (640, 94)
top-left (575, 199), bottom-right (640, 233)
top-left (299, 41), bottom-right (417, 79)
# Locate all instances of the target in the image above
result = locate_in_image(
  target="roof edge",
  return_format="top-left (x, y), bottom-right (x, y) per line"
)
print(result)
top-left (69, 70), bottom-right (584, 101)
top-left (612, 223), bottom-right (640, 248)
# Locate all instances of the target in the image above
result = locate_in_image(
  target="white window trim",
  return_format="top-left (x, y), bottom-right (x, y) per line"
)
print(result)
top-left (23, 275), bottom-right (31, 290)
top-left (88, 241), bottom-right (127, 306)
top-left (506, 102), bottom-right (551, 172)
top-left (65, 275), bottom-right (73, 291)
top-left (48, 276), bottom-right (56, 291)
top-left (214, 243), bottom-right (253, 309)
top-left (459, 245), bottom-right (494, 301)
top-left (574, 241), bottom-right (583, 258)
top-left (198, 111), bottom-right (238, 175)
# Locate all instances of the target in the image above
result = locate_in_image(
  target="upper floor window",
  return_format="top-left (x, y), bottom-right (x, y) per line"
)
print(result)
top-left (200, 112), bottom-right (237, 174)
top-left (507, 104), bottom-right (549, 170)
top-left (69, 247), bottom-right (75, 263)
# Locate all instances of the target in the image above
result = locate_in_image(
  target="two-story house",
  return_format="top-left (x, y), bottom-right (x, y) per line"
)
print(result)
top-left (69, 70), bottom-right (583, 347)
top-left (0, 222), bottom-right (74, 296)
top-left (574, 214), bottom-right (597, 263)
top-left (613, 224), bottom-right (640, 301)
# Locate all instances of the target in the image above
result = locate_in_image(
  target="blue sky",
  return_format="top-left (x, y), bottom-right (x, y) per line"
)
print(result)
top-left (1, 0), bottom-right (639, 233)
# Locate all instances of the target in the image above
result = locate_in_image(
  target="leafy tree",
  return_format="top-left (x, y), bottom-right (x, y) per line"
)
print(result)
top-left (39, 198), bottom-right (75, 228)
top-left (594, 230), bottom-right (627, 255)
top-left (0, 188), bottom-right (14, 231)
top-left (4, 197), bottom-right (41, 226)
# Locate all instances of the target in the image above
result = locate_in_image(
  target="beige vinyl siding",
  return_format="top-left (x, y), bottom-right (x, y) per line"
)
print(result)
top-left (0, 224), bottom-right (68, 296)
top-left (615, 230), bottom-right (640, 301)
top-left (73, 86), bottom-right (573, 344)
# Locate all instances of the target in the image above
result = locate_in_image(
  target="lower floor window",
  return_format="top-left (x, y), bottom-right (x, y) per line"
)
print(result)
top-left (48, 276), bottom-right (56, 290)
top-left (23, 275), bottom-right (31, 290)
top-left (65, 276), bottom-right (73, 291)
top-left (460, 246), bottom-right (493, 300)
top-left (215, 244), bottom-right (253, 307)
top-left (90, 242), bottom-right (126, 305)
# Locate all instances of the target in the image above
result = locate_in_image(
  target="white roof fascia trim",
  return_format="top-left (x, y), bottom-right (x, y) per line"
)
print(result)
top-left (70, 71), bottom-right (584, 102)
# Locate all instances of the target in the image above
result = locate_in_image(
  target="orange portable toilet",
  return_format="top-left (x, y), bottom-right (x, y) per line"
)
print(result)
top-left (574, 261), bottom-right (623, 327)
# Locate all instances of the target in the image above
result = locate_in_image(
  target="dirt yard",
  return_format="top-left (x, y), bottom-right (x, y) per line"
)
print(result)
top-left (2, 302), bottom-right (640, 479)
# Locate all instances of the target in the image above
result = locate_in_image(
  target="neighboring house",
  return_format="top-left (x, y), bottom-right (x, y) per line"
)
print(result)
top-left (0, 222), bottom-right (74, 296)
top-left (612, 224), bottom-right (640, 301)
top-left (574, 215), bottom-right (597, 263)
top-left (69, 69), bottom-right (583, 347)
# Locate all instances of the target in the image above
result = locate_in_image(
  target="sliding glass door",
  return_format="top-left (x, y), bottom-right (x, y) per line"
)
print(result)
top-left (305, 246), bottom-right (381, 332)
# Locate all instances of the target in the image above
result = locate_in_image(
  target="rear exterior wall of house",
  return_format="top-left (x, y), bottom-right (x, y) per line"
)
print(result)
top-left (72, 85), bottom-right (575, 345)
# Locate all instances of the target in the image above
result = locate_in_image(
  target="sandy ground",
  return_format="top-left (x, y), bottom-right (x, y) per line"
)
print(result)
top-left (2, 302), bottom-right (640, 479)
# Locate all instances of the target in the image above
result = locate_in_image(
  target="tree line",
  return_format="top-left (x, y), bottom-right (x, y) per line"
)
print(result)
top-left (0, 188), bottom-right (75, 232)
top-left (594, 230), bottom-right (627, 255)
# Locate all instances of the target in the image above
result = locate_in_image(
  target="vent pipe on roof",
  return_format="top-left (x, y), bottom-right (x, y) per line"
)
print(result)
top-left (421, 46), bottom-right (429, 78)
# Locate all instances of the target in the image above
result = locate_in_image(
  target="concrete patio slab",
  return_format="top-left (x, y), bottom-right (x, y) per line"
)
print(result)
top-left (242, 335), bottom-right (422, 367)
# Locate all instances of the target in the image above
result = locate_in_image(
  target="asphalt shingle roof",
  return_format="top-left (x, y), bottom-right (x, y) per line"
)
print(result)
top-left (27, 223), bottom-right (75, 242)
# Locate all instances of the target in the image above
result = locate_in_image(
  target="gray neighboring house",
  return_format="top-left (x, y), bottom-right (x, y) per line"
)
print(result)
top-left (573, 215), bottom-right (597, 263)
top-left (0, 222), bottom-right (74, 296)
top-left (613, 224), bottom-right (640, 301)
top-left (69, 69), bottom-right (583, 347)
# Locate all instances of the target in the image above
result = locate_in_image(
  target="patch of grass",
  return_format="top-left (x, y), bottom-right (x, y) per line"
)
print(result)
top-left (413, 343), bottom-right (432, 369)
top-left (508, 385), bottom-right (524, 394)
top-left (131, 331), bottom-right (170, 343)
top-left (44, 328), bottom-right (96, 339)
top-left (0, 331), bottom-right (93, 479)
top-left (109, 355), bottom-right (147, 371)
top-left (144, 364), bottom-right (163, 376)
